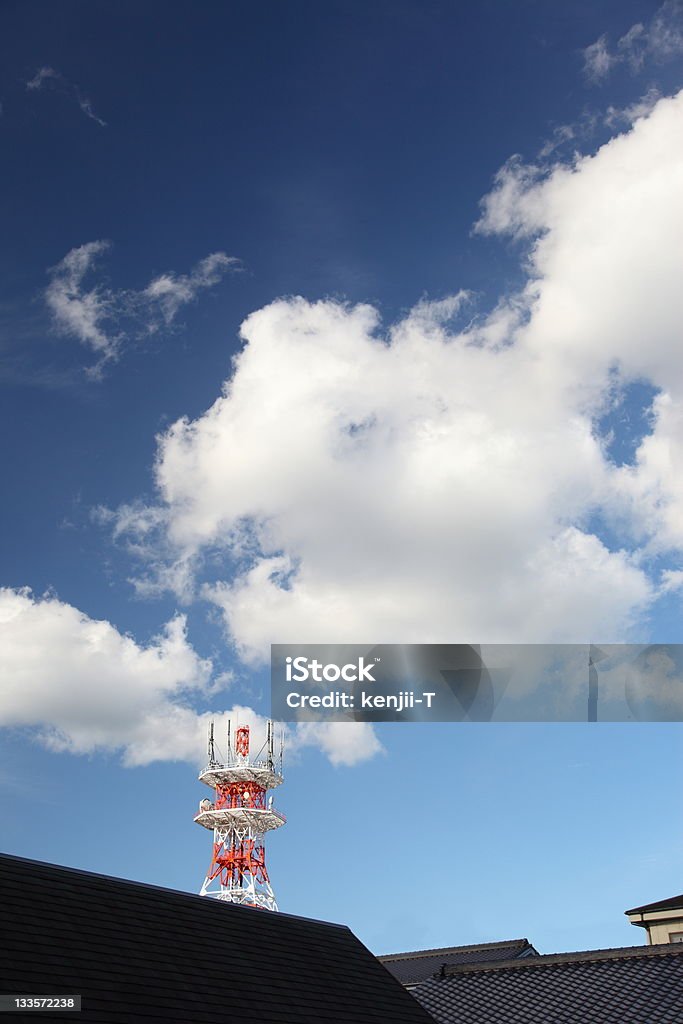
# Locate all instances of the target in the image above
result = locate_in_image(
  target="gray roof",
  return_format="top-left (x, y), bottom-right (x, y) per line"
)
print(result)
top-left (1, 852), bottom-right (437, 1024)
top-left (413, 943), bottom-right (683, 1024)
top-left (379, 939), bottom-right (537, 987)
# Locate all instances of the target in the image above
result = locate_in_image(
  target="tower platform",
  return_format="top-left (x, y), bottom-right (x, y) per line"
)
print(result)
top-left (194, 805), bottom-right (285, 832)
top-left (199, 761), bottom-right (283, 790)
top-left (195, 721), bottom-right (284, 912)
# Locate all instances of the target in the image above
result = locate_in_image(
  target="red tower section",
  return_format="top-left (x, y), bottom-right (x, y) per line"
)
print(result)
top-left (195, 722), bottom-right (284, 911)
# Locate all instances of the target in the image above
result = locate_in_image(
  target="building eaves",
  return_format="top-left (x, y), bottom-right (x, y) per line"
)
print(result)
top-left (380, 939), bottom-right (533, 963)
top-left (625, 894), bottom-right (683, 915)
top-left (379, 939), bottom-right (538, 988)
top-left (441, 942), bottom-right (683, 977)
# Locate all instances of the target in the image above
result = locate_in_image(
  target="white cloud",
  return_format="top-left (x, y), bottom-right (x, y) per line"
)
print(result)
top-left (405, 291), bottom-right (471, 326)
top-left (144, 253), bottom-right (239, 325)
top-left (76, 93), bottom-right (107, 128)
top-left (537, 123), bottom-right (577, 160)
top-left (605, 87), bottom-right (662, 128)
top-left (106, 91), bottom-right (683, 665)
top-left (617, 23), bottom-right (649, 72)
top-left (94, 500), bottom-right (167, 546)
top-left (26, 66), bottom-right (61, 91)
top-left (45, 240), bottom-right (119, 364)
top-left (474, 155), bottom-right (549, 240)
top-left (661, 569), bottom-right (683, 594)
top-left (295, 721), bottom-right (384, 767)
top-left (479, 93), bottom-right (683, 554)
top-left (648, 0), bottom-right (683, 58)
top-left (582, 2), bottom-right (683, 83)
top-left (582, 36), bottom-right (616, 84)
top-left (25, 66), bottom-right (106, 126)
top-left (0, 588), bottom-right (382, 769)
top-left (0, 587), bottom-right (210, 765)
top-left (45, 243), bottom-right (239, 374)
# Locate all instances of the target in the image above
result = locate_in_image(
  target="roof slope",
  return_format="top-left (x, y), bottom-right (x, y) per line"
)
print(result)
top-left (0, 853), bottom-right (436, 1024)
top-left (625, 893), bottom-right (683, 914)
top-left (413, 944), bottom-right (683, 1024)
top-left (379, 939), bottom-right (537, 987)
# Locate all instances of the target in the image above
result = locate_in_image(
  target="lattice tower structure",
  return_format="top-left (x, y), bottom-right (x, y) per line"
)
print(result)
top-left (194, 722), bottom-right (285, 912)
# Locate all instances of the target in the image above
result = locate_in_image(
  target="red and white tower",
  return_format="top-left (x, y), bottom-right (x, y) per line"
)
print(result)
top-left (194, 720), bottom-right (285, 912)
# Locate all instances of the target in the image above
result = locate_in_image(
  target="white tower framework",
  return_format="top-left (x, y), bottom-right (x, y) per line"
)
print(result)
top-left (194, 720), bottom-right (285, 911)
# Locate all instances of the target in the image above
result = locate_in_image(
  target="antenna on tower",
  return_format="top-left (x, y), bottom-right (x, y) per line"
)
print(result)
top-left (194, 718), bottom-right (285, 911)
top-left (227, 719), bottom-right (231, 756)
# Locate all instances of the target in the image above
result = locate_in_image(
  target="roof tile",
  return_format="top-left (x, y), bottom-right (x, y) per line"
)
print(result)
top-left (0, 853), bottom-right (436, 1024)
top-left (413, 943), bottom-right (683, 1023)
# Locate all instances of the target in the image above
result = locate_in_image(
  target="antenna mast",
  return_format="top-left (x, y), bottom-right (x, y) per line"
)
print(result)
top-left (194, 720), bottom-right (285, 912)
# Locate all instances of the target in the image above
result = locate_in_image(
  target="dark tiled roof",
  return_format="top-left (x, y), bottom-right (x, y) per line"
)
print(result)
top-left (413, 943), bottom-right (683, 1024)
top-left (379, 939), bottom-right (537, 986)
top-left (0, 853), bottom-right (437, 1024)
top-left (626, 893), bottom-right (683, 914)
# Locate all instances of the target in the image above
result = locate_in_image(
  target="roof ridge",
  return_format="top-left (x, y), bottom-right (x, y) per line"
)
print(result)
top-left (0, 851), bottom-right (349, 932)
top-left (441, 942), bottom-right (683, 977)
top-left (379, 938), bottom-right (530, 961)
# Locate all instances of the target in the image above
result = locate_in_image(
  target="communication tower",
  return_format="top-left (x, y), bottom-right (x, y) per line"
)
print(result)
top-left (194, 720), bottom-right (285, 911)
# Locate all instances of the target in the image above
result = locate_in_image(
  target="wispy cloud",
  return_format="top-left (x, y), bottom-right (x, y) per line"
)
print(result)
top-left (582, 36), bottom-right (616, 84)
top-left (45, 240), bottom-right (117, 364)
top-left (26, 66), bottom-right (61, 91)
top-left (144, 253), bottom-right (239, 326)
top-left (76, 92), bottom-right (107, 127)
top-left (534, 85), bottom-right (661, 164)
top-left (583, 1), bottom-right (683, 83)
top-left (45, 242), bottom-right (240, 376)
top-left (604, 87), bottom-right (662, 128)
top-left (25, 65), bottom-right (106, 126)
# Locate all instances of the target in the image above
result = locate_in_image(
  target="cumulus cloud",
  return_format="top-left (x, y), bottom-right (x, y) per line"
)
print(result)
top-left (25, 66), bottom-right (106, 126)
top-left (474, 155), bottom-right (549, 240)
top-left (45, 242), bottom-right (239, 374)
top-left (103, 91), bottom-right (683, 667)
top-left (0, 587), bottom-right (210, 765)
top-left (0, 586), bottom-right (384, 771)
top-left (0, 587), bottom-right (377, 769)
top-left (478, 92), bottom-right (683, 544)
top-left (296, 721), bottom-right (384, 767)
top-left (582, 1), bottom-right (683, 82)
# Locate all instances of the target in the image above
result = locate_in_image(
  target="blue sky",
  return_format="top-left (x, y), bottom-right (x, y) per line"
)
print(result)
top-left (1, 0), bottom-right (683, 957)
